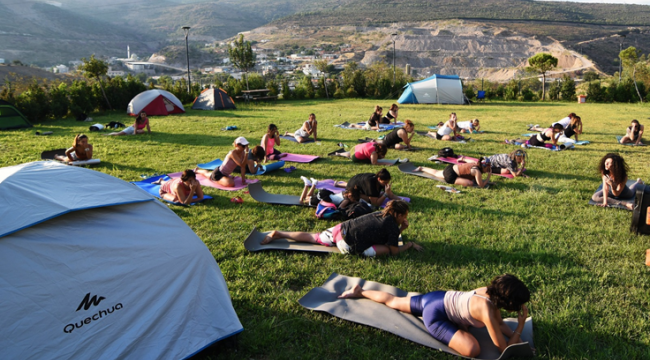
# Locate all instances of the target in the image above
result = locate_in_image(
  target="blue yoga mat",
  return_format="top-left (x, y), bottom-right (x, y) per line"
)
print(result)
top-left (131, 175), bottom-right (212, 206)
top-left (197, 159), bottom-right (285, 174)
top-left (616, 135), bottom-right (646, 146)
top-left (280, 135), bottom-right (315, 143)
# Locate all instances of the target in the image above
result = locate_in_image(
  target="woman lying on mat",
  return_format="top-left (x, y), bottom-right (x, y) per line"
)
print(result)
top-left (55, 134), bottom-right (93, 162)
top-left (299, 178), bottom-right (372, 220)
top-left (339, 274), bottom-right (531, 358)
top-left (460, 150), bottom-right (528, 178)
top-left (105, 112), bottom-right (150, 136)
top-left (427, 113), bottom-right (459, 141)
top-left (592, 153), bottom-right (644, 210)
top-left (195, 136), bottom-right (252, 187)
top-left (456, 118), bottom-right (480, 133)
top-left (414, 158), bottom-right (493, 188)
top-left (261, 200), bottom-right (422, 256)
top-left (381, 104), bottom-right (399, 124)
top-left (527, 123), bottom-right (563, 148)
top-left (382, 119), bottom-right (415, 150)
top-left (156, 169), bottom-right (204, 205)
top-left (285, 113), bottom-right (318, 143)
top-left (261, 124), bottom-right (286, 162)
top-left (530, 113), bottom-right (580, 133)
top-left (620, 119), bottom-right (645, 145)
top-left (347, 105), bottom-right (382, 130)
top-left (330, 142), bottom-right (389, 165)
top-left (335, 168), bottom-right (402, 207)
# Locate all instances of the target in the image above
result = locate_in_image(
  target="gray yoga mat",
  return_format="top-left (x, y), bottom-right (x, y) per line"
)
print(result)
top-left (40, 148), bottom-right (101, 166)
top-left (398, 162), bottom-right (446, 182)
top-left (281, 135), bottom-right (315, 143)
top-left (248, 182), bottom-right (315, 207)
top-left (587, 179), bottom-right (637, 211)
top-left (244, 227), bottom-right (341, 253)
top-left (299, 273), bottom-right (535, 360)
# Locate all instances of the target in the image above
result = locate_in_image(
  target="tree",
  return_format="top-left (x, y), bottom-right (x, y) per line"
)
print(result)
top-left (620, 46), bottom-right (643, 103)
top-left (560, 75), bottom-right (576, 101)
top-left (79, 55), bottom-right (112, 110)
top-left (228, 34), bottom-right (256, 92)
top-left (527, 53), bottom-right (558, 101)
top-left (313, 59), bottom-right (330, 99)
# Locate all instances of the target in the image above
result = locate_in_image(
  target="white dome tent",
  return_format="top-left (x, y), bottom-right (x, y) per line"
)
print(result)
top-left (0, 162), bottom-right (242, 359)
top-left (127, 89), bottom-right (185, 116)
top-left (397, 74), bottom-right (465, 105)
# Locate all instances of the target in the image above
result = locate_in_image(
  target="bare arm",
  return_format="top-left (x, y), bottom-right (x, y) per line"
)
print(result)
top-left (85, 144), bottom-right (93, 160)
top-left (550, 130), bottom-right (559, 146)
top-left (174, 182), bottom-right (196, 205)
top-left (370, 151), bottom-right (379, 165)
top-left (474, 168), bottom-right (491, 188)
top-left (483, 305), bottom-right (527, 353)
top-left (636, 126), bottom-right (644, 145)
top-left (312, 121), bottom-right (318, 141)
top-left (146, 122), bottom-right (151, 134)
top-left (399, 129), bottom-right (411, 147)
top-left (65, 147), bottom-right (75, 161)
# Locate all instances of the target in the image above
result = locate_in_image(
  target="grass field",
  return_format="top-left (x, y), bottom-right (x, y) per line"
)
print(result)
top-left (1, 100), bottom-right (649, 360)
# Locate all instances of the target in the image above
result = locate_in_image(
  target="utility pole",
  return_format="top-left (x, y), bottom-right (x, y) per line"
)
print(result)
top-left (183, 26), bottom-right (191, 94)
top-left (391, 33), bottom-right (397, 86)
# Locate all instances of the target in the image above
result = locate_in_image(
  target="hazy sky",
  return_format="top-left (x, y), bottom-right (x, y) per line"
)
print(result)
top-left (539, 0), bottom-right (650, 4)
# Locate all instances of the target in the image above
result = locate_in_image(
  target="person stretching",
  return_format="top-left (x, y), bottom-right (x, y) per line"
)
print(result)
top-left (460, 150), bottom-right (528, 178)
top-left (592, 153), bottom-right (643, 210)
top-left (105, 112), bottom-right (150, 136)
top-left (233, 145), bottom-right (266, 175)
top-left (527, 124), bottom-right (563, 148)
top-left (261, 124), bottom-right (286, 162)
top-left (261, 200), bottom-right (423, 256)
top-left (285, 113), bottom-right (318, 143)
top-left (330, 142), bottom-right (389, 165)
top-left (338, 274), bottom-right (531, 358)
top-left (620, 119), bottom-right (645, 145)
top-left (382, 120), bottom-right (415, 150)
top-left (55, 134), bottom-right (93, 162)
top-left (335, 168), bottom-right (402, 207)
top-left (457, 119), bottom-right (480, 133)
top-left (427, 113), bottom-right (458, 141)
top-left (381, 104), bottom-right (399, 124)
top-left (195, 136), bottom-right (252, 187)
top-left (414, 158), bottom-right (492, 188)
top-left (348, 105), bottom-right (383, 130)
top-left (157, 169), bottom-right (204, 205)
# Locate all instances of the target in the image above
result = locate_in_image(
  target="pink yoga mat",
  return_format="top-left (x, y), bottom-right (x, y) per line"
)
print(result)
top-left (434, 156), bottom-right (522, 179)
top-left (280, 153), bottom-right (320, 163)
top-left (168, 172), bottom-right (259, 191)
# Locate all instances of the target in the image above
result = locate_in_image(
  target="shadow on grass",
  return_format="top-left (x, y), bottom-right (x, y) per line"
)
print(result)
top-left (106, 131), bottom-right (230, 146)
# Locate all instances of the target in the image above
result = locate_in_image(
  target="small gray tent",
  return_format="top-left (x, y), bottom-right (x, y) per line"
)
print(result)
top-left (192, 88), bottom-right (236, 110)
top-left (0, 100), bottom-right (32, 130)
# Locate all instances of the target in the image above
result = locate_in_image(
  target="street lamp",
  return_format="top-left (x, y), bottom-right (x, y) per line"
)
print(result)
top-left (182, 26), bottom-right (191, 93)
top-left (391, 33), bottom-right (398, 86)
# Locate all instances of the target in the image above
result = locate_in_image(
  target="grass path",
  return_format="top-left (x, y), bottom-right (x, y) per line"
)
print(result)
top-left (1, 100), bottom-right (649, 359)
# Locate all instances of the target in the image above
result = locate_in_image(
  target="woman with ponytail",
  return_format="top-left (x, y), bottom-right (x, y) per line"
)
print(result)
top-left (330, 142), bottom-right (389, 165)
top-left (261, 199), bottom-right (422, 257)
top-left (414, 157), bottom-right (492, 188)
top-left (335, 168), bottom-right (401, 206)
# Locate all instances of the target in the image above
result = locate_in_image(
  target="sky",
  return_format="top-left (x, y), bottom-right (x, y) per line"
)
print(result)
top-left (539, 0), bottom-right (650, 4)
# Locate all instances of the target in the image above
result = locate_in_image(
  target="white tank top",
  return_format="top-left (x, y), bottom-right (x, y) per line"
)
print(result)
top-left (437, 124), bottom-right (453, 136)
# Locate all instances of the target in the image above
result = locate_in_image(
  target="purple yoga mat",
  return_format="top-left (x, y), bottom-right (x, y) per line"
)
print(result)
top-left (280, 153), bottom-right (320, 163)
top-left (314, 179), bottom-right (410, 207)
top-left (168, 172), bottom-right (258, 191)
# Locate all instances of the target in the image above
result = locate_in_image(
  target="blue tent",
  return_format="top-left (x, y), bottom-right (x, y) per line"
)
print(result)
top-left (398, 74), bottom-right (465, 105)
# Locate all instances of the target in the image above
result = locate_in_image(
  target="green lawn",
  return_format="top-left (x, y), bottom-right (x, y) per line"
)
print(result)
top-left (1, 100), bottom-right (649, 360)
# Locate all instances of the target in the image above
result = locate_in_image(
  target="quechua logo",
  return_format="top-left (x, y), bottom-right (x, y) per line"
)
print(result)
top-left (76, 292), bottom-right (106, 311)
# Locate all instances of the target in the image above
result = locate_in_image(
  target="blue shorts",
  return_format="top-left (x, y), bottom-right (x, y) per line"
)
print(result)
top-left (410, 291), bottom-right (458, 345)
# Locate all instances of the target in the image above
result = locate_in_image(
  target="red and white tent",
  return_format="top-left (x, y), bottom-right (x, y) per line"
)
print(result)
top-left (127, 90), bottom-right (185, 116)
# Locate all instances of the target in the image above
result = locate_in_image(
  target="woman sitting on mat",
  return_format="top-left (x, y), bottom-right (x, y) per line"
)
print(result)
top-left (285, 113), bottom-right (318, 143)
top-left (261, 200), bottom-right (423, 257)
top-left (105, 112), bottom-right (150, 136)
top-left (427, 113), bottom-right (459, 141)
top-left (233, 145), bottom-right (266, 175)
top-left (299, 178), bottom-right (371, 219)
top-left (348, 105), bottom-right (382, 130)
top-left (55, 134), bottom-right (93, 162)
top-left (620, 119), bottom-right (645, 145)
top-left (527, 123), bottom-right (563, 148)
top-left (331, 142), bottom-right (389, 165)
top-left (414, 158), bottom-right (492, 188)
top-left (381, 104), bottom-right (399, 124)
top-left (335, 168), bottom-right (402, 206)
top-left (338, 274), bottom-right (531, 358)
top-left (457, 118), bottom-right (480, 133)
top-left (261, 124), bottom-right (286, 162)
top-left (195, 136), bottom-right (252, 187)
top-left (157, 169), bottom-right (204, 205)
top-left (460, 150), bottom-right (528, 178)
top-left (382, 119), bottom-right (415, 150)
top-left (592, 153), bottom-right (643, 210)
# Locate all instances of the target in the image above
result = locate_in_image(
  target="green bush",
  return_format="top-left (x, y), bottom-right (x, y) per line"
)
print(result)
top-left (49, 83), bottom-right (70, 119)
top-left (16, 80), bottom-right (51, 122)
top-left (68, 80), bottom-right (96, 118)
top-left (560, 76), bottom-right (576, 101)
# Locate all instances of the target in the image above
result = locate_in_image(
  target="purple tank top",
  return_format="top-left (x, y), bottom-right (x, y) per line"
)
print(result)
top-left (219, 152), bottom-right (239, 176)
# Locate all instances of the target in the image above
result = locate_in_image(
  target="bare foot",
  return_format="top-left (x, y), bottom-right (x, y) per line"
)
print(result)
top-left (261, 230), bottom-right (280, 245)
top-left (625, 202), bottom-right (634, 211)
top-left (414, 166), bottom-right (423, 172)
top-left (338, 284), bottom-right (363, 299)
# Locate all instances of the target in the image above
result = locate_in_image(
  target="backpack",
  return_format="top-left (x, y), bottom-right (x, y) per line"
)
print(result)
top-left (315, 201), bottom-right (342, 220)
top-left (341, 201), bottom-right (373, 220)
top-left (106, 121), bottom-right (125, 129)
top-left (438, 147), bottom-right (456, 158)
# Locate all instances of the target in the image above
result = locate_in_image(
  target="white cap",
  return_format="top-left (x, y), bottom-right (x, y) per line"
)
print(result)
top-left (235, 136), bottom-right (249, 146)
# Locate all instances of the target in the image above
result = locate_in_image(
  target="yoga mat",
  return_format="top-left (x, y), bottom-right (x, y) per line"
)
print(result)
top-left (244, 227), bottom-right (341, 253)
top-left (428, 126), bottom-right (439, 130)
top-left (522, 134), bottom-right (589, 145)
top-left (505, 140), bottom-right (564, 151)
top-left (196, 159), bottom-right (284, 174)
top-left (616, 135), bottom-right (646, 146)
top-left (168, 172), bottom-right (258, 191)
top-left (40, 149), bottom-right (101, 166)
top-left (280, 153), bottom-right (320, 163)
top-left (377, 158), bottom-right (400, 166)
top-left (281, 135), bottom-right (315, 143)
top-left (431, 156), bottom-right (521, 179)
top-left (334, 122), bottom-right (391, 132)
top-left (315, 179), bottom-right (345, 193)
top-left (588, 179), bottom-right (637, 211)
top-left (131, 175), bottom-right (212, 206)
top-left (417, 131), bottom-right (437, 140)
top-left (248, 182), bottom-right (314, 207)
top-left (398, 162), bottom-right (446, 182)
top-left (299, 273), bottom-right (535, 360)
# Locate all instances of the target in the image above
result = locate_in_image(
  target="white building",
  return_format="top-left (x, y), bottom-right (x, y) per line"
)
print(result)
top-left (68, 60), bottom-right (83, 69)
top-left (0, 58), bottom-right (5, 64)
top-left (124, 62), bottom-right (155, 75)
top-left (302, 64), bottom-right (321, 76)
top-left (54, 64), bottom-right (69, 74)
top-left (222, 58), bottom-right (230, 64)
top-left (107, 67), bottom-right (125, 77)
